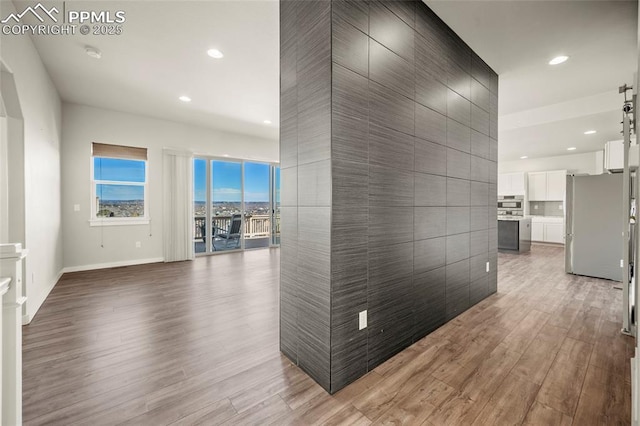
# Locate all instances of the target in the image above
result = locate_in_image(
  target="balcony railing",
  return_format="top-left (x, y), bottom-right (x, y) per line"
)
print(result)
top-left (194, 214), bottom-right (278, 240)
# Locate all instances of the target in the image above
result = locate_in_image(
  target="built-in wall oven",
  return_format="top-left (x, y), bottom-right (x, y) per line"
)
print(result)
top-left (498, 195), bottom-right (524, 217)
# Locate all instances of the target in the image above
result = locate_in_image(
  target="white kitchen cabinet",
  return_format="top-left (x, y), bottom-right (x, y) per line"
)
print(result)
top-left (531, 222), bottom-right (544, 241)
top-left (604, 140), bottom-right (639, 172)
top-left (527, 170), bottom-right (566, 201)
top-left (498, 172), bottom-right (526, 196)
top-left (497, 174), bottom-right (510, 196)
top-left (546, 171), bottom-right (566, 201)
top-left (530, 217), bottom-right (564, 244)
top-left (545, 223), bottom-right (565, 243)
top-left (528, 172), bottom-right (547, 201)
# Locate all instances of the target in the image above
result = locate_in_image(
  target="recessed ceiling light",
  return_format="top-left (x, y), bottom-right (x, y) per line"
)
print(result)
top-left (520, 156), bottom-right (528, 159)
top-left (223, 154), bottom-right (230, 157)
top-left (85, 46), bottom-right (102, 59)
top-left (263, 120), bottom-right (272, 125)
top-left (179, 96), bottom-right (191, 103)
top-left (567, 147), bottom-right (577, 151)
top-left (549, 55), bottom-right (569, 65)
top-left (584, 130), bottom-right (597, 135)
top-left (207, 48), bottom-right (224, 59)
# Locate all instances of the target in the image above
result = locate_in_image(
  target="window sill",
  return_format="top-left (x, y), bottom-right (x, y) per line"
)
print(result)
top-left (89, 218), bottom-right (150, 227)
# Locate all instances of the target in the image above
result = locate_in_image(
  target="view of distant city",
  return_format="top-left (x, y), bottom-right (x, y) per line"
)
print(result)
top-left (194, 201), bottom-right (271, 217)
top-left (96, 199), bottom-right (144, 218)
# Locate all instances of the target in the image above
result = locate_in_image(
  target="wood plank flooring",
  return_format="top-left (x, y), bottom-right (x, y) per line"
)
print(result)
top-left (23, 245), bottom-right (632, 425)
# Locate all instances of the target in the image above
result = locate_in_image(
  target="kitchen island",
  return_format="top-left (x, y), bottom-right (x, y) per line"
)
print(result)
top-left (498, 217), bottom-right (532, 252)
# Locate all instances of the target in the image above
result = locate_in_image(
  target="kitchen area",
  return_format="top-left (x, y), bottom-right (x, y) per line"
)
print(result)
top-left (497, 138), bottom-right (632, 284)
top-left (497, 169), bottom-right (566, 252)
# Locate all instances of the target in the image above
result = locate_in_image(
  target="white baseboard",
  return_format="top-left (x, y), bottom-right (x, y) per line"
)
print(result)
top-left (23, 269), bottom-right (63, 325)
top-left (62, 257), bottom-right (164, 273)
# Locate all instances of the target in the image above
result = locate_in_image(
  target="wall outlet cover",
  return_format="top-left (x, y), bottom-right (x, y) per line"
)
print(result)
top-left (534, 205), bottom-right (538, 210)
top-left (135, 241), bottom-right (141, 248)
top-left (359, 310), bottom-right (367, 330)
top-left (74, 204), bottom-right (80, 212)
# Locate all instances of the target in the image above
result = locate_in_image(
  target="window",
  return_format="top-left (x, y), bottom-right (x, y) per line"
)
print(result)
top-left (90, 143), bottom-right (149, 226)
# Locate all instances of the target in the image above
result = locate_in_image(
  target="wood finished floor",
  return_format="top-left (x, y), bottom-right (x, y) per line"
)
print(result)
top-left (23, 245), bottom-right (632, 425)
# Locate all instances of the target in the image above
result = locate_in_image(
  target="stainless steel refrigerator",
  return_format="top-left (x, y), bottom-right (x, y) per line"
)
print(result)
top-left (565, 174), bottom-right (623, 281)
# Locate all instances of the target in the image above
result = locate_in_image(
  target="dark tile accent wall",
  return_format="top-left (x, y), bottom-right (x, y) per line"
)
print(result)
top-left (280, 0), bottom-right (498, 394)
top-left (279, 0), bottom-right (333, 391)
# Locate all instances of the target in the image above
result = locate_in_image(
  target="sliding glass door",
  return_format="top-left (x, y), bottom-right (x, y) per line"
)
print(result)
top-left (193, 157), bottom-right (279, 255)
top-left (212, 160), bottom-right (242, 252)
top-left (193, 159), bottom-right (207, 254)
top-left (243, 162), bottom-right (271, 249)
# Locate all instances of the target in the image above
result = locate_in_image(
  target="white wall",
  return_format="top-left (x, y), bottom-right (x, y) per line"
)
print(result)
top-left (0, 0), bottom-right (63, 322)
top-left (0, 116), bottom-right (7, 244)
top-left (61, 103), bottom-right (278, 270)
top-left (499, 151), bottom-right (601, 175)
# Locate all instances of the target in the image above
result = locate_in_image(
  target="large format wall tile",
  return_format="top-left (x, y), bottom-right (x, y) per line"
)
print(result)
top-left (414, 236), bottom-right (446, 274)
top-left (447, 119), bottom-right (471, 154)
top-left (380, 0), bottom-right (415, 28)
top-left (369, 0), bottom-right (414, 63)
top-left (446, 233), bottom-right (470, 264)
top-left (370, 207), bottom-right (414, 246)
top-left (298, 160), bottom-right (331, 206)
top-left (415, 207), bottom-right (447, 240)
top-left (369, 164), bottom-right (414, 206)
top-left (369, 123), bottom-right (415, 171)
top-left (280, 0), bottom-right (498, 394)
top-left (332, 64), bottom-right (369, 164)
top-left (447, 177), bottom-right (470, 206)
top-left (447, 89), bottom-right (471, 127)
top-left (415, 103), bottom-right (446, 145)
top-left (447, 147), bottom-right (471, 180)
top-left (333, 0), bottom-right (369, 33)
top-left (414, 266), bottom-right (446, 338)
top-left (333, 159), bottom-right (368, 207)
top-left (415, 173), bottom-right (447, 206)
top-left (415, 69), bottom-right (447, 115)
top-left (332, 13), bottom-right (369, 77)
top-left (369, 39), bottom-right (415, 100)
top-left (471, 129), bottom-right (490, 160)
top-left (370, 80), bottom-right (415, 135)
top-left (471, 77), bottom-right (490, 112)
top-left (415, 138), bottom-right (447, 176)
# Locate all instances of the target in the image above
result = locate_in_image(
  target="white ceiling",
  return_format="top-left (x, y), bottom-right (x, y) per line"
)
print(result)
top-left (17, 0), bottom-right (638, 160)
top-left (427, 0), bottom-right (638, 160)
top-left (22, 0), bottom-right (280, 141)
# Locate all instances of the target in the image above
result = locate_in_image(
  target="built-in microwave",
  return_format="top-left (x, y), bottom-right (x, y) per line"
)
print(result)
top-left (497, 195), bottom-right (524, 217)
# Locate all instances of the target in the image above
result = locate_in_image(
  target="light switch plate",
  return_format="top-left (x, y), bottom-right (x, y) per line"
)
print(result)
top-left (534, 205), bottom-right (538, 210)
top-left (359, 310), bottom-right (367, 330)
top-left (73, 204), bottom-right (80, 212)
top-left (135, 241), bottom-right (141, 248)
top-left (486, 261), bottom-right (490, 273)
top-left (621, 259), bottom-right (624, 268)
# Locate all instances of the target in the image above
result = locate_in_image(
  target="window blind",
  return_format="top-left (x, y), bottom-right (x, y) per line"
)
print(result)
top-left (92, 142), bottom-right (147, 161)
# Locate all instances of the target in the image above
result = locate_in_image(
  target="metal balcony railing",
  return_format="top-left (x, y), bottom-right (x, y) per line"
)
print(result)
top-left (194, 214), bottom-right (279, 240)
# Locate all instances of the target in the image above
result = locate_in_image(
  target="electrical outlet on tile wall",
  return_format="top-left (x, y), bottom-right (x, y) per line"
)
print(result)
top-left (359, 310), bottom-right (367, 330)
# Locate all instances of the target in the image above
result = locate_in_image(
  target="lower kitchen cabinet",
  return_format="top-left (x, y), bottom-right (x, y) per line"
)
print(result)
top-left (545, 223), bottom-right (564, 244)
top-left (531, 222), bottom-right (544, 241)
top-left (531, 217), bottom-right (564, 244)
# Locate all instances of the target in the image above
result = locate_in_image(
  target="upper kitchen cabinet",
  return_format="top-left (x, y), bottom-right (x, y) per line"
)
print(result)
top-left (498, 172), bottom-right (526, 196)
top-left (546, 170), bottom-right (566, 200)
top-left (528, 170), bottom-right (566, 201)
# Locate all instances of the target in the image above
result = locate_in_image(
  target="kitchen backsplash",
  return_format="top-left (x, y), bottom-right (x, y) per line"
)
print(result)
top-left (529, 201), bottom-right (564, 217)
